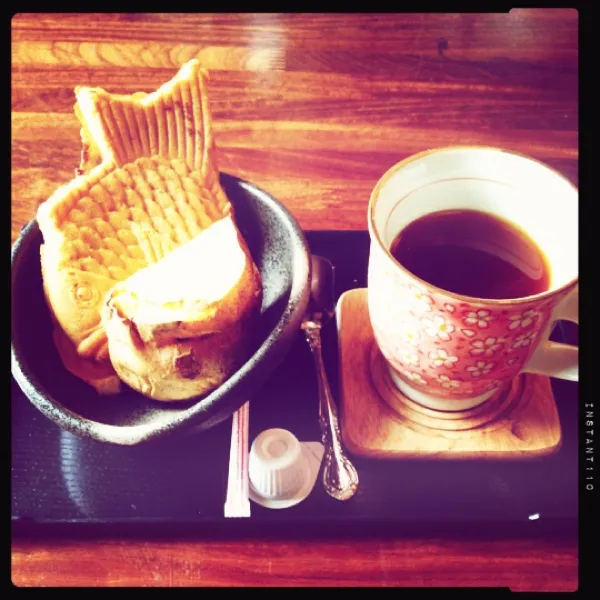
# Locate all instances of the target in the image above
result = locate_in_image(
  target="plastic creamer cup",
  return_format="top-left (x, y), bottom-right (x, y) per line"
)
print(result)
top-left (248, 428), bottom-right (315, 509)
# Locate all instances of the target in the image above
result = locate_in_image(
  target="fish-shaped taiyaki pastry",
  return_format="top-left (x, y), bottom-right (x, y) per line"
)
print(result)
top-left (102, 214), bottom-right (262, 401)
top-left (36, 60), bottom-right (262, 399)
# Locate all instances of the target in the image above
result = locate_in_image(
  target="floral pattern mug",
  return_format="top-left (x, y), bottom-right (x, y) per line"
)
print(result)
top-left (367, 146), bottom-right (578, 411)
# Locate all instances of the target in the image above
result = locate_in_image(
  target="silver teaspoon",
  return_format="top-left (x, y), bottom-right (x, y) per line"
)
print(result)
top-left (301, 255), bottom-right (359, 501)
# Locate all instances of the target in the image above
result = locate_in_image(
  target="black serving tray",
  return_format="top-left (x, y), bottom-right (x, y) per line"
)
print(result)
top-left (11, 231), bottom-right (578, 539)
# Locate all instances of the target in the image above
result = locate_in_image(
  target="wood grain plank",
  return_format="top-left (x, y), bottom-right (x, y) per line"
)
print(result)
top-left (11, 537), bottom-right (578, 590)
top-left (12, 115), bottom-right (580, 152)
top-left (11, 12), bottom-right (578, 60)
top-left (11, 75), bottom-right (578, 133)
top-left (12, 43), bottom-right (577, 88)
top-left (11, 41), bottom-right (286, 71)
top-left (10, 66), bottom-right (577, 97)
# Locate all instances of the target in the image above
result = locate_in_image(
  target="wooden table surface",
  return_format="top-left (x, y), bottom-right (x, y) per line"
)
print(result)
top-left (11, 11), bottom-right (578, 589)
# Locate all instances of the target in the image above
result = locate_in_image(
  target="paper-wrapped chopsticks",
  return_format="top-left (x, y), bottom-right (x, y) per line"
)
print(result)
top-left (224, 401), bottom-right (251, 518)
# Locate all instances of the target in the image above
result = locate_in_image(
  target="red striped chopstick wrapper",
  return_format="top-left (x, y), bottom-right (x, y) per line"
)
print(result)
top-left (224, 401), bottom-right (251, 518)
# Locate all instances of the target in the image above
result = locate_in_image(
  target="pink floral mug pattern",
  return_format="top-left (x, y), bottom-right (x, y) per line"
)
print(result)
top-left (367, 147), bottom-right (578, 411)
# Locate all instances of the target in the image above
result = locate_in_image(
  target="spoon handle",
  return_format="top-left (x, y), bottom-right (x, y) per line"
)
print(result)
top-left (303, 320), bottom-right (359, 501)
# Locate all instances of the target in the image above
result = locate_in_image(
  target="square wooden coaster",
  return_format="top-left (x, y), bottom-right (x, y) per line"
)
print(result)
top-left (335, 289), bottom-right (562, 460)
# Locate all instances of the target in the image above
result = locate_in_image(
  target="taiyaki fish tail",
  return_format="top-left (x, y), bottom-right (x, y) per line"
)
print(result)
top-left (74, 59), bottom-right (218, 177)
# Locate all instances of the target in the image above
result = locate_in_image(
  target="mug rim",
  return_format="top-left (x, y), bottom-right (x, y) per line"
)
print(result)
top-left (367, 144), bottom-right (579, 306)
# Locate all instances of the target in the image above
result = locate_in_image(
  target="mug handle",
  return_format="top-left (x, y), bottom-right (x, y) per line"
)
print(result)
top-left (523, 286), bottom-right (578, 381)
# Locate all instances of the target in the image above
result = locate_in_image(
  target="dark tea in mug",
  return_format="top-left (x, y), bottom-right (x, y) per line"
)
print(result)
top-left (390, 209), bottom-right (551, 300)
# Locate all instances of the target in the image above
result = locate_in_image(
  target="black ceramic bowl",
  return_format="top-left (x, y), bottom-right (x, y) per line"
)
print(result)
top-left (11, 174), bottom-right (311, 445)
